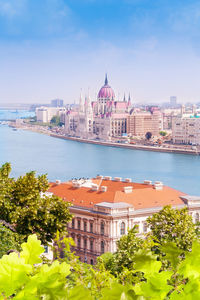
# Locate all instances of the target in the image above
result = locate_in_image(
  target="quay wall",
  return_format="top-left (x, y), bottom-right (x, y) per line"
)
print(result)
top-left (50, 134), bottom-right (199, 156)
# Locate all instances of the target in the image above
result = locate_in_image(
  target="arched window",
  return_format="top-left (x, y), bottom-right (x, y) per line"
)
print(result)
top-left (101, 241), bottom-right (105, 254)
top-left (90, 259), bottom-right (94, 265)
top-left (143, 222), bottom-right (148, 233)
top-left (120, 222), bottom-right (125, 235)
top-left (84, 238), bottom-right (87, 249)
top-left (195, 213), bottom-right (199, 224)
top-left (90, 240), bottom-right (93, 252)
top-left (101, 221), bottom-right (105, 235)
top-left (77, 236), bottom-right (81, 249)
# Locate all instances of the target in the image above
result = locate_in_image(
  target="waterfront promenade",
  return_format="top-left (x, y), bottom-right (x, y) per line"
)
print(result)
top-left (10, 121), bottom-right (199, 156)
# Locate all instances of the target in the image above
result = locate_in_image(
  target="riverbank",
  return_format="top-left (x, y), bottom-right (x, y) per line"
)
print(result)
top-left (9, 121), bottom-right (199, 156)
top-left (50, 133), bottom-right (199, 155)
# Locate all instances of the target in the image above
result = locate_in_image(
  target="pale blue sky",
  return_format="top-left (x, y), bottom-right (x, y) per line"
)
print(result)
top-left (1, 0), bottom-right (200, 103)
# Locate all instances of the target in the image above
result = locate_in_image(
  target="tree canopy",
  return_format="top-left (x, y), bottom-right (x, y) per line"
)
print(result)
top-left (0, 163), bottom-right (72, 244)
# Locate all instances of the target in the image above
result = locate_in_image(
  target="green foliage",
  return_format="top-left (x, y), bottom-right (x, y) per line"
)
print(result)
top-left (2, 234), bottom-right (200, 299)
top-left (160, 131), bottom-right (167, 136)
top-left (50, 115), bottom-right (64, 126)
top-left (147, 205), bottom-right (197, 252)
top-left (0, 222), bottom-right (20, 258)
top-left (0, 163), bottom-right (72, 244)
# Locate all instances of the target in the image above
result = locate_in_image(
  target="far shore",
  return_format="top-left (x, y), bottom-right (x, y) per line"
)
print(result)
top-left (8, 121), bottom-right (200, 156)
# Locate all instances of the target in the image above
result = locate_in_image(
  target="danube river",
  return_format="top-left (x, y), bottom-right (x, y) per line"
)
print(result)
top-left (0, 115), bottom-right (199, 195)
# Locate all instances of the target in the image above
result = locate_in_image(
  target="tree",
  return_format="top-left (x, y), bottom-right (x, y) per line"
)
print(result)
top-left (145, 131), bottom-right (152, 140)
top-left (0, 220), bottom-right (20, 257)
top-left (50, 115), bottom-right (64, 126)
top-left (159, 131), bottom-right (167, 136)
top-left (147, 205), bottom-right (197, 252)
top-left (0, 163), bottom-right (72, 245)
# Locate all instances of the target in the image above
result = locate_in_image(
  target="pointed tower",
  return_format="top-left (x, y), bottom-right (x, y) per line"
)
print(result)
top-left (123, 93), bottom-right (126, 102)
top-left (105, 73), bottom-right (108, 85)
top-left (79, 89), bottom-right (84, 113)
top-left (87, 89), bottom-right (93, 115)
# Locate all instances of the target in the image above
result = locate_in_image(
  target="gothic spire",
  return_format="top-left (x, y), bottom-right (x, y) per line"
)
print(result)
top-left (105, 73), bottom-right (108, 85)
top-left (123, 93), bottom-right (126, 102)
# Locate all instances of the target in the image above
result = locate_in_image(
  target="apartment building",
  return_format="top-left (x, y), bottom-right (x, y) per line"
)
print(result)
top-left (127, 111), bottom-right (162, 137)
top-left (48, 176), bottom-right (200, 264)
top-left (36, 107), bottom-right (66, 123)
top-left (172, 116), bottom-right (200, 145)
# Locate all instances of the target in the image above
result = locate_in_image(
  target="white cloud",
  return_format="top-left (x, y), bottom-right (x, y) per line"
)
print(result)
top-left (0, 0), bottom-right (26, 18)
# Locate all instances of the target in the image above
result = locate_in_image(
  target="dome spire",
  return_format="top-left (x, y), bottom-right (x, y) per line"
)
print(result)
top-left (105, 73), bottom-right (108, 85)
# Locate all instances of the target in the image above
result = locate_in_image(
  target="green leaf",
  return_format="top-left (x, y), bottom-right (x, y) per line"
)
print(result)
top-left (161, 242), bottom-right (183, 269)
top-left (101, 283), bottom-right (137, 300)
top-left (133, 250), bottom-right (161, 276)
top-left (178, 241), bottom-right (200, 279)
top-left (20, 234), bottom-right (44, 265)
top-left (0, 252), bottom-right (32, 297)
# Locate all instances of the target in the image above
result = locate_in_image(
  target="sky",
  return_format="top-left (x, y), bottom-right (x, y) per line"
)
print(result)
top-left (1, 0), bottom-right (200, 104)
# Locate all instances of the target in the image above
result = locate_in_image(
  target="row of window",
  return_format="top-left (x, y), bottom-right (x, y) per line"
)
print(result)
top-left (71, 218), bottom-right (105, 235)
top-left (72, 234), bottom-right (105, 254)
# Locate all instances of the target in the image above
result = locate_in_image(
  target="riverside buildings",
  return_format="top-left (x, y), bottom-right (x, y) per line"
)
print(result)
top-left (65, 75), bottom-right (131, 140)
top-left (64, 75), bottom-right (163, 140)
top-left (36, 107), bottom-right (66, 123)
top-left (172, 105), bottom-right (200, 145)
top-left (49, 176), bottom-right (200, 264)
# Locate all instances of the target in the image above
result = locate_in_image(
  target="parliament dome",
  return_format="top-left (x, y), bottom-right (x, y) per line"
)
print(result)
top-left (97, 74), bottom-right (115, 100)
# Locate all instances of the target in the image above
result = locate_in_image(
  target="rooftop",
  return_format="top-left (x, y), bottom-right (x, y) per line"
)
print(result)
top-left (49, 176), bottom-right (186, 211)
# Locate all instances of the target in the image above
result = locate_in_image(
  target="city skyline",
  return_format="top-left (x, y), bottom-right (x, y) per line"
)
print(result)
top-left (1, 0), bottom-right (200, 103)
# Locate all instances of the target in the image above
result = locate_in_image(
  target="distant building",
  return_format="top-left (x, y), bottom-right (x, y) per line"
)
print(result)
top-left (51, 99), bottom-right (64, 107)
top-left (36, 107), bottom-right (66, 123)
top-left (49, 176), bottom-right (200, 264)
top-left (172, 114), bottom-right (200, 145)
top-left (170, 96), bottom-right (177, 106)
top-left (65, 75), bottom-right (131, 140)
top-left (127, 111), bottom-right (162, 137)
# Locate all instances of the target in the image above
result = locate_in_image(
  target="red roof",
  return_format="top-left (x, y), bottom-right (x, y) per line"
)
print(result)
top-left (48, 178), bottom-right (186, 210)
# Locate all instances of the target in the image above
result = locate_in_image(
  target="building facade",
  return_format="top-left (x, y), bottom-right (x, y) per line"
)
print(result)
top-left (49, 176), bottom-right (200, 264)
top-left (127, 111), bottom-right (162, 137)
top-left (65, 75), bottom-right (131, 140)
top-left (36, 107), bottom-right (66, 123)
top-left (172, 115), bottom-right (200, 145)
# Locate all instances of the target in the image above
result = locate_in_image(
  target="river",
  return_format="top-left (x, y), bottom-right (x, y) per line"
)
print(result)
top-left (0, 110), bottom-right (199, 195)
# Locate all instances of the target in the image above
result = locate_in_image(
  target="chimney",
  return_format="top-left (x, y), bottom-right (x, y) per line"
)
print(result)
top-left (55, 180), bottom-right (61, 185)
top-left (114, 177), bottom-right (122, 182)
top-left (123, 186), bottom-right (133, 194)
top-left (144, 180), bottom-right (152, 185)
top-left (101, 186), bottom-right (107, 192)
top-left (104, 176), bottom-right (112, 180)
top-left (91, 184), bottom-right (99, 191)
top-left (125, 178), bottom-right (132, 183)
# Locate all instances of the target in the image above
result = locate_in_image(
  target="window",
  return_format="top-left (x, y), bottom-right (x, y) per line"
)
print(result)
top-left (90, 259), bottom-right (94, 265)
top-left (143, 222), bottom-right (148, 233)
top-left (90, 240), bottom-right (93, 252)
top-left (78, 219), bottom-right (81, 230)
top-left (84, 221), bottom-right (87, 232)
top-left (77, 237), bottom-right (81, 248)
top-left (90, 222), bottom-right (93, 233)
top-left (44, 246), bottom-right (48, 253)
top-left (84, 238), bottom-right (87, 249)
top-left (72, 219), bottom-right (75, 229)
top-left (101, 241), bottom-right (105, 254)
top-left (100, 221), bottom-right (105, 235)
top-left (120, 222), bottom-right (125, 235)
top-left (195, 213), bottom-right (199, 224)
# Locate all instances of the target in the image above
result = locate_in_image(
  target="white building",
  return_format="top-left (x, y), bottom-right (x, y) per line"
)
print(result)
top-left (49, 176), bottom-right (200, 264)
top-left (36, 107), bottom-right (66, 123)
top-left (172, 114), bottom-right (200, 145)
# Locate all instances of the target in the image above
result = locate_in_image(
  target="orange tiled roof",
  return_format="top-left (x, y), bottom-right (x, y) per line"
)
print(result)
top-left (48, 178), bottom-right (186, 210)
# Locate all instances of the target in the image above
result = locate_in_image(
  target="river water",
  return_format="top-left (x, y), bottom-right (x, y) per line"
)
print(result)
top-left (0, 110), bottom-right (199, 195)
